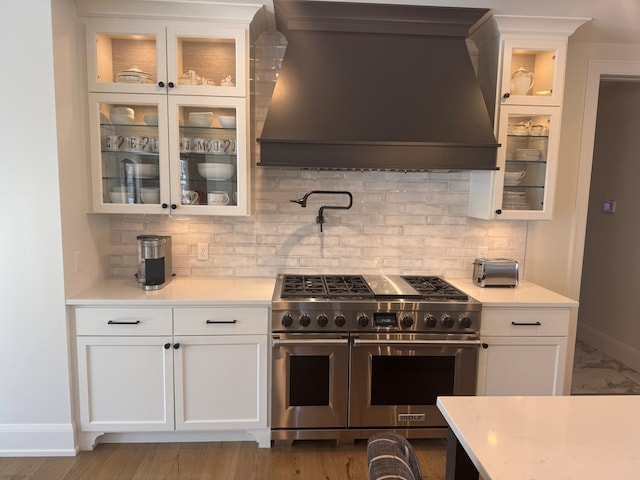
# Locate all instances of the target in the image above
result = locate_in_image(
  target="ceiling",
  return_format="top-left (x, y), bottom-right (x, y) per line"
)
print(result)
top-left (242, 0), bottom-right (640, 44)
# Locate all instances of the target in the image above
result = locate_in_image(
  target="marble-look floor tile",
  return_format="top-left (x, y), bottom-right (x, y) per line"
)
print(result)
top-left (571, 340), bottom-right (640, 395)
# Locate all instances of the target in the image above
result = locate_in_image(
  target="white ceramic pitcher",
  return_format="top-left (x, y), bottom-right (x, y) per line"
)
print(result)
top-left (510, 67), bottom-right (534, 95)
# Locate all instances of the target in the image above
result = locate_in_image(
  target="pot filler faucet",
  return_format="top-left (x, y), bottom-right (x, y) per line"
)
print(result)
top-left (290, 190), bottom-right (353, 232)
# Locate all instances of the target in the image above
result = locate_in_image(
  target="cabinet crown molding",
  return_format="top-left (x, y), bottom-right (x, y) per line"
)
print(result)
top-left (493, 15), bottom-right (591, 38)
top-left (75, 0), bottom-right (264, 24)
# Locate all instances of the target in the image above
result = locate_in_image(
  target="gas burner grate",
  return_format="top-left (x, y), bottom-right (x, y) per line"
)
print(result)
top-left (280, 274), bottom-right (374, 299)
top-left (281, 275), bottom-right (327, 297)
top-left (401, 276), bottom-right (469, 301)
top-left (324, 275), bottom-right (374, 299)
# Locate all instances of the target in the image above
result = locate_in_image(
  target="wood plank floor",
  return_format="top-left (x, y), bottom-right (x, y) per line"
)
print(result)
top-left (0, 439), bottom-right (447, 479)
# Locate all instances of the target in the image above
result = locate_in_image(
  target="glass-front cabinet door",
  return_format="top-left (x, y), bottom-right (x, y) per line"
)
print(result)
top-left (88, 94), bottom-right (247, 215)
top-left (499, 38), bottom-right (567, 107)
top-left (88, 93), bottom-right (170, 214)
top-left (166, 25), bottom-right (246, 97)
top-left (494, 105), bottom-right (561, 220)
top-left (86, 21), bottom-right (246, 97)
top-left (86, 22), bottom-right (167, 94)
top-left (168, 96), bottom-right (247, 214)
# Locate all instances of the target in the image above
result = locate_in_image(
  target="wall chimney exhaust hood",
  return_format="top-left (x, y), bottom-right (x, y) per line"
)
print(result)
top-left (257, 0), bottom-right (499, 171)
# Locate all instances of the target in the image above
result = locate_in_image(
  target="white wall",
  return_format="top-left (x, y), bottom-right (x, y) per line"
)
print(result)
top-left (0, 0), bottom-right (75, 455)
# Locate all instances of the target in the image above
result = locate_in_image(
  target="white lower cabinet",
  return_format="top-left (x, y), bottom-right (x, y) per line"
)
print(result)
top-left (74, 305), bottom-right (268, 443)
top-left (476, 307), bottom-right (569, 396)
top-left (173, 307), bottom-right (268, 431)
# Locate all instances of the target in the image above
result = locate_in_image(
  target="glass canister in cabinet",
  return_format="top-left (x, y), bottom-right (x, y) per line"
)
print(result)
top-left (503, 113), bottom-right (551, 212)
top-left (99, 101), bottom-right (161, 205)
top-left (176, 105), bottom-right (238, 207)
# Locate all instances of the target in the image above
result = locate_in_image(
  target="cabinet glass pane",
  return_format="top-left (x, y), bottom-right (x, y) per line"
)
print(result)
top-left (178, 106), bottom-right (238, 206)
top-left (510, 48), bottom-right (556, 98)
top-left (504, 113), bottom-right (550, 212)
top-left (99, 102), bottom-right (160, 205)
top-left (95, 33), bottom-right (157, 86)
top-left (175, 36), bottom-right (236, 88)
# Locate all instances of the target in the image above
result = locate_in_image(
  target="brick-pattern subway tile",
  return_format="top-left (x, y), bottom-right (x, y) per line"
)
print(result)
top-left (108, 170), bottom-right (527, 279)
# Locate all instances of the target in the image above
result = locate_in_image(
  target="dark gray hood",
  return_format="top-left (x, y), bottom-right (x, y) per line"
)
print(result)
top-left (257, 0), bottom-right (499, 171)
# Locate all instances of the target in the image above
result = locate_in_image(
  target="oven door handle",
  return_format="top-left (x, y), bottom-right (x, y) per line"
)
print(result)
top-left (273, 338), bottom-right (350, 347)
top-left (352, 338), bottom-right (482, 347)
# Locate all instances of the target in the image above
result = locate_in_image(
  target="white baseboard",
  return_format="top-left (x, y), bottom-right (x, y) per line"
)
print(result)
top-left (95, 429), bottom-right (271, 449)
top-left (577, 323), bottom-right (640, 373)
top-left (0, 423), bottom-right (77, 457)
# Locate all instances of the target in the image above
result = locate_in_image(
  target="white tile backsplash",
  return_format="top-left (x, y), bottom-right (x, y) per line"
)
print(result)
top-left (108, 169), bottom-right (527, 279)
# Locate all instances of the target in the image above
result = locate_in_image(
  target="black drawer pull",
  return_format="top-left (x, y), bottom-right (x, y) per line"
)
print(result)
top-left (206, 319), bottom-right (238, 324)
top-left (511, 321), bottom-right (542, 326)
top-left (107, 320), bottom-right (141, 325)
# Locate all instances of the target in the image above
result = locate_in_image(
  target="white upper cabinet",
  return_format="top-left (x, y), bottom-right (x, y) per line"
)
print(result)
top-left (468, 15), bottom-right (589, 220)
top-left (86, 21), bottom-right (246, 97)
top-left (80, 4), bottom-right (262, 216)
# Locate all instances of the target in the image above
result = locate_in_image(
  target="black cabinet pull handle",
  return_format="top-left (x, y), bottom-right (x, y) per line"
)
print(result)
top-left (158, 81), bottom-right (165, 88)
top-left (495, 209), bottom-right (502, 215)
top-left (107, 320), bottom-right (140, 325)
top-left (164, 343), bottom-right (171, 349)
top-left (482, 342), bottom-right (489, 349)
top-left (206, 319), bottom-right (238, 324)
top-left (503, 92), bottom-right (511, 99)
top-left (173, 343), bottom-right (180, 349)
top-left (171, 204), bottom-right (177, 209)
top-left (162, 203), bottom-right (169, 209)
top-left (168, 81), bottom-right (175, 88)
top-left (511, 321), bottom-right (542, 326)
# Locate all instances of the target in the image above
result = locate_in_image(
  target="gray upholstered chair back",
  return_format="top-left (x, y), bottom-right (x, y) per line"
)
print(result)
top-left (367, 432), bottom-right (422, 480)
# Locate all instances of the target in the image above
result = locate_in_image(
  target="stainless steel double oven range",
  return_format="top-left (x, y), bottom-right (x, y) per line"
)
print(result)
top-left (271, 274), bottom-right (481, 443)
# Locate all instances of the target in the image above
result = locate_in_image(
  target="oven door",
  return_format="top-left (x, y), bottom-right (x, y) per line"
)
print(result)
top-left (349, 333), bottom-right (480, 428)
top-left (272, 333), bottom-right (349, 429)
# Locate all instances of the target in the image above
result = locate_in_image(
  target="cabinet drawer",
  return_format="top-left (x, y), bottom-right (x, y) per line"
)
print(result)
top-left (480, 308), bottom-right (570, 336)
top-left (174, 307), bottom-right (269, 336)
top-left (75, 307), bottom-right (173, 336)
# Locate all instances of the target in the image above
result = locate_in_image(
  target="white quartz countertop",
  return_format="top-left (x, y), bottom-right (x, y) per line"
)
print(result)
top-left (437, 395), bottom-right (640, 480)
top-left (447, 278), bottom-right (578, 307)
top-left (66, 276), bottom-right (276, 306)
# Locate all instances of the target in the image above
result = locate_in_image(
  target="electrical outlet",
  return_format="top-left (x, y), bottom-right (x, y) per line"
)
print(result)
top-left (197, 243), bottom-right (209, 261)
top-left (477, 246), bottom-right (489, 258)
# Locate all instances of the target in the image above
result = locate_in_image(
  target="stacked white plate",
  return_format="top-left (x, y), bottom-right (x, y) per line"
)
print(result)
top-left (504, 179), bottom-right (523, 186)
top-left (116, 67), bottom-right (153, 84)
top-left (515, 149), bottom-right (541, 160)
top-left (503, 191), bottom-right (531, 209)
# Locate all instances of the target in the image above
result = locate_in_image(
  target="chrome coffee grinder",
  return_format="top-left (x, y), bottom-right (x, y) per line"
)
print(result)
top-left (136, 235), bottom-right (173, 290)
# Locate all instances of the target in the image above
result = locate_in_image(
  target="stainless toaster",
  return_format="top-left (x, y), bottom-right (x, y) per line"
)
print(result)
top-left (473, 258), bottom-right (519, 287)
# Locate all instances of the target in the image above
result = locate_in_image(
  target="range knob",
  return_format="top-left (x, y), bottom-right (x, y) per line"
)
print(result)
top-left (317, 314), bottom-right (329, 327)
top-left (335, 314), bottom-right (346, 327)
top-left (299, 314), bottom-right (311, 327)
top-left (459, 314), bottom-right (472, 329)
top-left (401, 315), bottom-right (414, 328)
top-left (281, 314), bottom-right (293, 328)
top-left (357, 314), bottom-right (370, 327)
top-left (442, 314), bottom-right (455, 328)
top-left (424, 314), bottom-right (437, 328)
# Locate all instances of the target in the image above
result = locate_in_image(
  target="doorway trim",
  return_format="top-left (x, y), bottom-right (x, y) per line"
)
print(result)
top-left (570, 59), bottom-right (640, 370)
top-left (570, 59), bottom-right (640, 300)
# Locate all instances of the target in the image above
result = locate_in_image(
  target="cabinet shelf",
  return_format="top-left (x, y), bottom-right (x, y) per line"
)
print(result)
top-left (507, 134), bottom-right (549, 139)
top-left (101, 150), bottom-right (159, 157)
top-left (505, 159), bottom-right (547, 164)
top-left (101, 123), bottom-right (158, 129)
